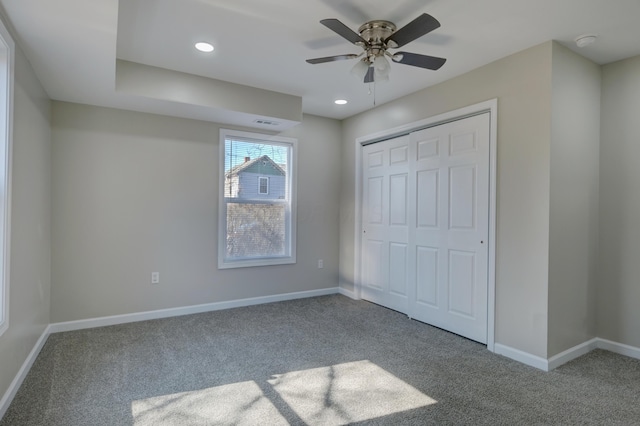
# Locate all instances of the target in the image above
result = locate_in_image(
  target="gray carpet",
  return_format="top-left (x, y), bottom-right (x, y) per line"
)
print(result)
top-left (2, 295), bottom-right (640, 425)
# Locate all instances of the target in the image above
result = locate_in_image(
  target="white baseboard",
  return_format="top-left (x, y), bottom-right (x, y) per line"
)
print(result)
top-left (4, 290), bottom-right (640, 419)
top-left (597, 338), bottom-right (640, 360)
top-left (541, 338), bottom-right (640, 370)
top-left (338, 286), bottom-right (357, 300)
top-left (493, 343), bottom-right (550, 371)
top-left (49, 287), bottom-right (340, 333)
top-left (0, 325), bottom-right (52, 419)
top-left (1, 288), bottom-right (344, 419)
top-left (548, 338), bottom-right (599, 371)
top-left (495, 338), bottom-right (640, 372)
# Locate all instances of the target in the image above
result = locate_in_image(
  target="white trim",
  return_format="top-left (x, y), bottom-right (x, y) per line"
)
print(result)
top-left (218, 128), bottom-right (297, 269)
top-left (597, 338), bottom-right (640, 360)
top-left (353, 140), bottom-right (363, 301)
top-left (494, 338), bottom-right (640, 371)
top-left (0, 325), bottom-right (51, 419)
top-left (494, 343), bottom-right (550, 371)
top-left (543, 339), bottom-right (640, 370)
top-left (258, 176), bottom-right (269, 194)
top-left (338, 286), bottom-right (358, 300)
top-left (0, 13), bottom-right (15, 338)
top-left (355, 100), bottom-right (497, 146)
top-left (3, 291), bottom-right (640, 417)
top-left (486, 100), bottom-right (498, 352)
top-left (1, 289), bottom-right (342, 416)
top-left (353, 99), bottom-right (498, 351)
top-left (49, 287), bottom-right (339, 333)
top-left (547, 338), bottom-right (599, 370)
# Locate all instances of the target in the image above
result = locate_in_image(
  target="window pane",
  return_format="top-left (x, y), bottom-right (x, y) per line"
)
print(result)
top-left (219, 130), bottom-right (296, 268)
top-left (224, 140), bottom-right (288, 200)
top-left (226, 202), bottom-right (286, 258)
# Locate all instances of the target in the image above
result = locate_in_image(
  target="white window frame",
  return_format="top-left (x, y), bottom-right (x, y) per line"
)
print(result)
top-left (258, 176), bottom-right (269, 195)
top-left (0, 17), bottom-right (14, 337)
top-left (218, 129), bottom-right (297, 269)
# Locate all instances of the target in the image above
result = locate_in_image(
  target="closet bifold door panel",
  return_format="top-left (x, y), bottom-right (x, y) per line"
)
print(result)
top-left (360, 112), bottom-right (490, 344)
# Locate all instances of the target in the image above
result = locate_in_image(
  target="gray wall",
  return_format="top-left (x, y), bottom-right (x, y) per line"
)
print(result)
top-left (0, 48), bottom-right (51, 401)
top-left (51, 104), bottom-right (341, 322)
top-left (598, 54), bottom-right (640, 348)
top-left (547, 43), bottom-right (601, 356)
top-left (341, 41), bottom-right (554, 358)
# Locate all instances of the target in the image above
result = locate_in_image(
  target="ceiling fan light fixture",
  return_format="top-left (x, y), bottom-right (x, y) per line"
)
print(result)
top-left (373, 55), bottom-right (391, 82)
top-left (350, 59), bottom-right (370, 81)
top-left (195, 42), bottom-right (214, 53)
top-left (306, 13), bottom-right (446, 84)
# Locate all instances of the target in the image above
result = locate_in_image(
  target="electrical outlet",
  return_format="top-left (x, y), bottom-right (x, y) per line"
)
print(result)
top-left (318, 259), bottom-right (324, 269)
top-left (151, 272), bottom-right (160, 284)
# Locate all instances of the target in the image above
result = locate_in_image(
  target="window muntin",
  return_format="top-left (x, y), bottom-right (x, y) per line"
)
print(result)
top-left (219, 129), bottom-right (296, 269)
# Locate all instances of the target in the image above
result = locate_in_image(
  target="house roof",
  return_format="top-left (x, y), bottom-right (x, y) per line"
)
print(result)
top-left (226, 155), bottom-right (286, 177)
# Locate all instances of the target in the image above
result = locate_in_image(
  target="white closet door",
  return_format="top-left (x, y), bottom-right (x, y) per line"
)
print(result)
top-left (361, 135), bottom-right (411, 313)
top-left (360, 113), bottom-right (490, 344)
top-left (409, 113), bottom-right (490, 343)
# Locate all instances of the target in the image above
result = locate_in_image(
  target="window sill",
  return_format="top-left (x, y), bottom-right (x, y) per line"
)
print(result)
top-left (218, 256), bottom-right (296, 269)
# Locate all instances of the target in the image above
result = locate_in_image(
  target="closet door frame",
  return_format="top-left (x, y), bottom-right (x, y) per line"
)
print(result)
top-left (352, 99), bottom-right (498, 352)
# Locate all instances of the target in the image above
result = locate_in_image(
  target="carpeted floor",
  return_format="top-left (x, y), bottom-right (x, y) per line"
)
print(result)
top-left (2, 295), bottom-right (640, 425)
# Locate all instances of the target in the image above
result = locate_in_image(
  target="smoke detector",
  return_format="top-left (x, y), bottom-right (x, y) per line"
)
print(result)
top-left (575, 34), bottom-right (597, 48)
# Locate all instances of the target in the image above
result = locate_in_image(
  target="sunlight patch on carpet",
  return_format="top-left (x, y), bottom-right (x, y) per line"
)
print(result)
top-left (131, 381), bottom-right (288, 426)
top-left (268, 360), bottom-right (437, 425)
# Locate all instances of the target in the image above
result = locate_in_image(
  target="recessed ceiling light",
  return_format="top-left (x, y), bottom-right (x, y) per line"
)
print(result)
top-left (195, 42), bottom-right (214, 53)
top-left (334, 99), bottom-right (348, 105)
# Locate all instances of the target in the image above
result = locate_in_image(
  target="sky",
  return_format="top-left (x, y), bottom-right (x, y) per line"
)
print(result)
top-left (225, 139), bottom-right (289, 172)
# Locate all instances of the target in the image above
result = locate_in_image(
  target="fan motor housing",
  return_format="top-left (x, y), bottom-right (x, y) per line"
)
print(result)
top-left (358, 20), bottom-right (396, 48)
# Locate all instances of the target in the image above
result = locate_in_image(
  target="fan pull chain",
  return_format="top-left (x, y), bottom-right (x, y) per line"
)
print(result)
top-left (373, 82), bottom-right (377, 106)
top-left (367, 82), bottom-right (376, 107)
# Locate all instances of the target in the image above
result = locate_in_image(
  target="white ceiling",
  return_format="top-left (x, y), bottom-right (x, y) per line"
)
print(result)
top-left (2, 0), bottom-right (640, 126)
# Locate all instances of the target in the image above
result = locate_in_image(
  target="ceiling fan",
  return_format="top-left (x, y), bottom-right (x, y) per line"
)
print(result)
top-left (306, 13), bottom-right (446, 83)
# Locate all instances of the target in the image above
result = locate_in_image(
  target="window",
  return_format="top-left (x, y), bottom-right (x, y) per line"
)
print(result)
top-left (258, 177), bottom-right (269, 195)
top-left (219, 129), bottom-right (296, 269)
top-left (0, 18), bottom-right (14, 337)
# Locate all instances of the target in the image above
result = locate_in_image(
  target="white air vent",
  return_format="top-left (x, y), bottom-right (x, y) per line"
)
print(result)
top-left (253, 119), bottom-right (280, 126)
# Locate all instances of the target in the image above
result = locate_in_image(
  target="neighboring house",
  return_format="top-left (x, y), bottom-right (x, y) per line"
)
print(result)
top-left (225, 155), bottom-right (286, 200)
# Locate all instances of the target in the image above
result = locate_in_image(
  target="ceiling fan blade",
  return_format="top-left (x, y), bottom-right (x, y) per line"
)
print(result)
top-left (392, 51), bottom-right (446, 70)
top-left (364, 67), bottom-right (374, 83)
top-left (306, 54), bottom-right (359, 64)
top-left (385, 13), bottom-right (441, 48)
top-left (320, 18), bottom-right (366, 45)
